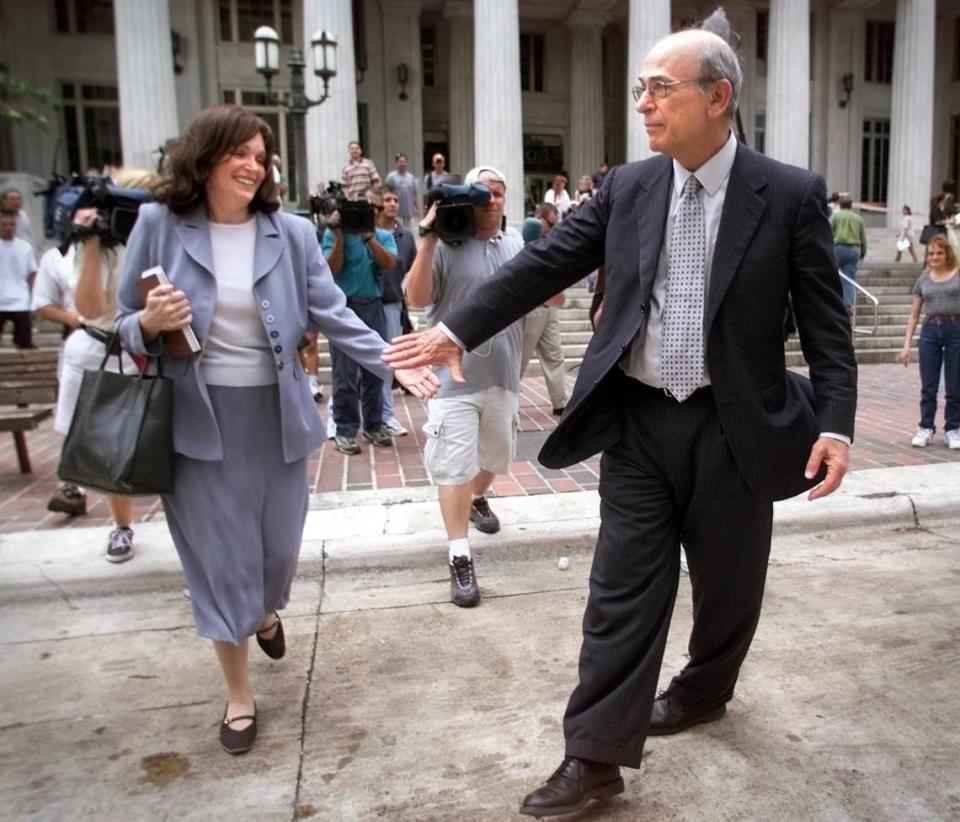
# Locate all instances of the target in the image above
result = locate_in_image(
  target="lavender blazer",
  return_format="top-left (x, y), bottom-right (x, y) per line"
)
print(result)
top-left (116, 202), bottom-right (392, 463)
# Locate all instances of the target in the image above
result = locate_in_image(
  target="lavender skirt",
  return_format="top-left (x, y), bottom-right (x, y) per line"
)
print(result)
top-left (162, 384), bottom-right (309, 644)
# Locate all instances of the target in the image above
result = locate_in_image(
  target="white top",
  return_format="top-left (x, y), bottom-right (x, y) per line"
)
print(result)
top-left (201, 218), bottom-right (277, 387)
top-left (544, 188), bottom-right (572, 215)
top-left (15, 210), bottom-right (33, 245)
top-left (32, 245), bottom-right (78, 311)
top-left (0, 236), bottom-right (37, 310)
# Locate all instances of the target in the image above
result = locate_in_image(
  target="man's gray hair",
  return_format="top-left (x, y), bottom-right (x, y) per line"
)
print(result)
top-left (698, 36), bottom-right (742, 121)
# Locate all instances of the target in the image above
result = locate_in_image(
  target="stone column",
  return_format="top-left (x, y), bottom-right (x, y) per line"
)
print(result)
top-left (444, 1), bottom-right (474, 174)
top-left (306, 0), bottom-right (358, 192)
top-left (887, 0), bottom-right (935, 229)
top-left (765, 0), bottom-right (810, 168)
top-left (473, 0), bottom-right (524, 222)
top-left (566, 9), bottom-right (608, 189)
top-left (626, 0), bottom-right (670, 162)
top-left (113, 0), bottom-right (179, 171)
top-left (381, 0), bottom-right (424, 182)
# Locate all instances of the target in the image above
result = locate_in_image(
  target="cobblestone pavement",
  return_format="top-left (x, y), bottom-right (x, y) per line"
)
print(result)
top-left (1, 363), bottom-right (956, 534)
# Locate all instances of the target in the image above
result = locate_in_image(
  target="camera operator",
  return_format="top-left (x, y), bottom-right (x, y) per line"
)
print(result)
top-left (403, 166), bottom-right (524, 608)
top-left (53, 168), bottom-right (153, 561)
top-left (322, 187), bottom-right (398, 454)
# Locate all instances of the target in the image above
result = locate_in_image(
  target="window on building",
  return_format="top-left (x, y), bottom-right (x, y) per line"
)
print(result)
top-left (219, 89), bottom-right (297, 203)
top-left (754, 112), bottom-right (766, 155)
top-left (520, 33), bottom-right (545, 93)
top-left (861, 118), bottom-right (890, 204)
top-left (218, 0), bottom-right (293, 45)
top-left (61, 82), bottom-right (122, 174)
top-left (54, 0), bottom-right (114, 34)
top-left (953, 17), bottom-right (960, 82)
top-left (756, 11), bottom-right (768, 77)
top-left (864, 20), bottom-right (894, 84)
top-left (421, 26), bottom-right (436, 88)
top-left (951, 115), bottom-right (960, 186)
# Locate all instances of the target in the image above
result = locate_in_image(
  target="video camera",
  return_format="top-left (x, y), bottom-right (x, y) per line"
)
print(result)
top-left (425, 182), bottom-right (491, 243)
top-left (308, 181), bottom-right (375, 234)
top-left (52, 175), bottom-right (152, 253)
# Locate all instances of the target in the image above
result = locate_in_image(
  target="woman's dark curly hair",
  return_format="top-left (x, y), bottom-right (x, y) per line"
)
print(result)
top-left (154, 105), bottom-right (280, 215)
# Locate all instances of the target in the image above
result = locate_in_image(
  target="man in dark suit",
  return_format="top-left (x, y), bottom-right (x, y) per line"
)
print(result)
top-left (385, 28), bottom-right (856, 816)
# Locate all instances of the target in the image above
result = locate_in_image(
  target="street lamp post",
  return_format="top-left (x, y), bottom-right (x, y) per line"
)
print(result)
top-left (254, 26), bottom-right (337, 208)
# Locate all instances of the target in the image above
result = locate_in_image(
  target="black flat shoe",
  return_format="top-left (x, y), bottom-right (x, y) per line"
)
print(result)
top-left (256, 613), bottom-right (285, 660)
top-left (220, 702), bottom-right (257, 755)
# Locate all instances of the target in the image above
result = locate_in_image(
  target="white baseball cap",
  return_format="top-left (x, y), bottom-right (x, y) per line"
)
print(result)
top-left (464, 165), bottom-right (507, 187)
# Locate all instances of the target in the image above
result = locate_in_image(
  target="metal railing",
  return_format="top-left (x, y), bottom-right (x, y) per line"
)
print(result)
top-left (838, 272), bottom-right (879, 336)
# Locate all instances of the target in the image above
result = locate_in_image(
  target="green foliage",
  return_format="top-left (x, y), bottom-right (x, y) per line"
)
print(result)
top-left (0, 71), bottom-right (60, 132)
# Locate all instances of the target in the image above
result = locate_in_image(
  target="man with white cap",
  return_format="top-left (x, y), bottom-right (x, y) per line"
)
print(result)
top-left (403, 165), bottom-right (524, 607)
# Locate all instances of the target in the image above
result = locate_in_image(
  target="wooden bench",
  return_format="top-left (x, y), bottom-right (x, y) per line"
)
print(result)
top-left (0, 347), bottom-right (59, 473)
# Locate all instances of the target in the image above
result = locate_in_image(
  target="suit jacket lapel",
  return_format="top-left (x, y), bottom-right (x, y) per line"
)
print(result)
top-left (174, 207), bottom-right (284, 284)
top-left (174, 205), bottom-right (215, 277)
top-left (253, 211), bottom-right (284, 284)
top-left (705, 146), bottom-right (767, 333)
top-left (635, 158), bottom-right (672, 301)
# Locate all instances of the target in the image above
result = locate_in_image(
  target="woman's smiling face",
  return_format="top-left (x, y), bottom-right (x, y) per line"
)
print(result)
top-left (206, 133), bottom-right (267, 219)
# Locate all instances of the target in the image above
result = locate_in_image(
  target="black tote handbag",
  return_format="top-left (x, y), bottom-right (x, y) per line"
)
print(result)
top-left (57, 337), bottom-right (174, 495)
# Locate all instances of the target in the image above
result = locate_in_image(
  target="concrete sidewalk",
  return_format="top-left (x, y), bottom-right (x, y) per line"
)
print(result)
top-left (2, 462), bottom-right (959, 602)
top-left (0, 461), bottom-right (958, 821)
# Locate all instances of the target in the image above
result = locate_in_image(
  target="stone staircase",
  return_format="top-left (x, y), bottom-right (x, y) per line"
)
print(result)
top-left (785, 261), bottom-right (921, 367)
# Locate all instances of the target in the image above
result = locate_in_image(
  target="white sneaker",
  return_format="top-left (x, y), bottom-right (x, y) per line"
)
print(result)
top-left (946, 429), bottom-right (960, 450)
top-left (383, 419), bottom-right (408, 437)
top-left (911, 428), bottom-right (934, 447)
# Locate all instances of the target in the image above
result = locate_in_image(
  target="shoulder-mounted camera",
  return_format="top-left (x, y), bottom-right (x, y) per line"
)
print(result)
top-left (425, 182), bottom-right (491, 243)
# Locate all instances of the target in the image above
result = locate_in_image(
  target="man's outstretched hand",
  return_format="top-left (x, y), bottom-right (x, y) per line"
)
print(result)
top-left (383, 327), bottom-right (465, 384)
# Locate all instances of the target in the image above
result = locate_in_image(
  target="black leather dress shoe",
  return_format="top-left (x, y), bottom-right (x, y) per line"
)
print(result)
top-left (648, 689), bottom-right (726, 736)
top-left (256, 613), bottom-right (285, 660)
top-left (519, 757), bottom-right (624, 817)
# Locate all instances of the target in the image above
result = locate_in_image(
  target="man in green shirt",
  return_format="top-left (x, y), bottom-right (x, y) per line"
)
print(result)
top-left (829, 195), bottom-right (867, 308)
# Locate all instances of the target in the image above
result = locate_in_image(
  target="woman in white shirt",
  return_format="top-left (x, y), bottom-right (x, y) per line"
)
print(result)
top-left (543, 173), bottom-right (571, 216)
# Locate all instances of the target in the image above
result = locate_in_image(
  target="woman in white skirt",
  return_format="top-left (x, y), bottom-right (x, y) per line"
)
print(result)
top-left (115, 106), bottom-right (438, 754)
top-left (50, 168), bottom-right (154, 560)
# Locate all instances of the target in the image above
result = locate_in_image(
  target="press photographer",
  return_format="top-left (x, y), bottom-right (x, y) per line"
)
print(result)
top-left (401, 165), bottom-right (525, 608)
top-left (321, 187), bottom-right (398, 455)
top-left (52, 173), bottom-right (153, 253)
top-left (308, 180), bottom-right (375, 234)
top-left (49, 168), bottom-right (156, 562)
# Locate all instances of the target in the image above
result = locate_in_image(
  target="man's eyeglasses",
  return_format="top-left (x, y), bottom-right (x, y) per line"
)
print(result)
top-left (631, 77), bottom-right (711, 102)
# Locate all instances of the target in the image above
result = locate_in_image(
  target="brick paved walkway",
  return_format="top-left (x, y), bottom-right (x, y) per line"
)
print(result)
top-left (1, 362), bottom-right (956, 534)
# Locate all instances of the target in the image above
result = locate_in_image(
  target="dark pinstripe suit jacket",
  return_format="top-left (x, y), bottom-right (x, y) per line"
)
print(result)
top-left (444, 144), bottom-right (857, 502)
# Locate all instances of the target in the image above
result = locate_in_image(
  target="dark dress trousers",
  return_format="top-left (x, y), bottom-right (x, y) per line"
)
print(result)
top-left (443, 144), bottom-right (857, 768)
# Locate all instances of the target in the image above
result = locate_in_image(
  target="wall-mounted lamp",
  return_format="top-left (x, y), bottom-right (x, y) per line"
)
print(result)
top-left (838, 73), bottom-right (854, 109)
top-left (171, 29), bottom-right (183, 75)
top-left (397, 62), bottom-right (410, 101)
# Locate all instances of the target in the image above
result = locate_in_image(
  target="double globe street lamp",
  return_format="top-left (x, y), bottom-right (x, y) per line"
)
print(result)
top-left (254, 26), bottom-right (337, 208)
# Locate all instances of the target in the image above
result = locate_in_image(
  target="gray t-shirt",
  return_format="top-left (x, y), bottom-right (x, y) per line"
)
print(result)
top-left (913, 270), bottom-right (960, 317)
top-left (385, 170), bottom-right (419, 219)
top-left (428, 228), bottom-right (525, 395)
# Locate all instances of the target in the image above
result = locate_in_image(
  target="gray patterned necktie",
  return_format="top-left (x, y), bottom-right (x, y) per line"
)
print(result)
top-left (660, 174), bottom-right (705, 401)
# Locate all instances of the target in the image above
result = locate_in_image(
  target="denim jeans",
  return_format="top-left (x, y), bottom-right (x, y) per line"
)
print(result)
top-left (330, 299), bottom-right (387, 438)
top-left (381, 300), bottom-right (403, 421)
top-left (918, 317), bottom-right (960, 432)
top-left (833, 243), bottom-right (860, 307)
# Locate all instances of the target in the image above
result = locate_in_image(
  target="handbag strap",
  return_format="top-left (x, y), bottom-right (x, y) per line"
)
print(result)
top-left (96, 333), bottom-right (164, 379)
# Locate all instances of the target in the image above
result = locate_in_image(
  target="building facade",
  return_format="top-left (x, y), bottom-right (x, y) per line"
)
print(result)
top-left (1, 0), bottom-right (958, 229)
